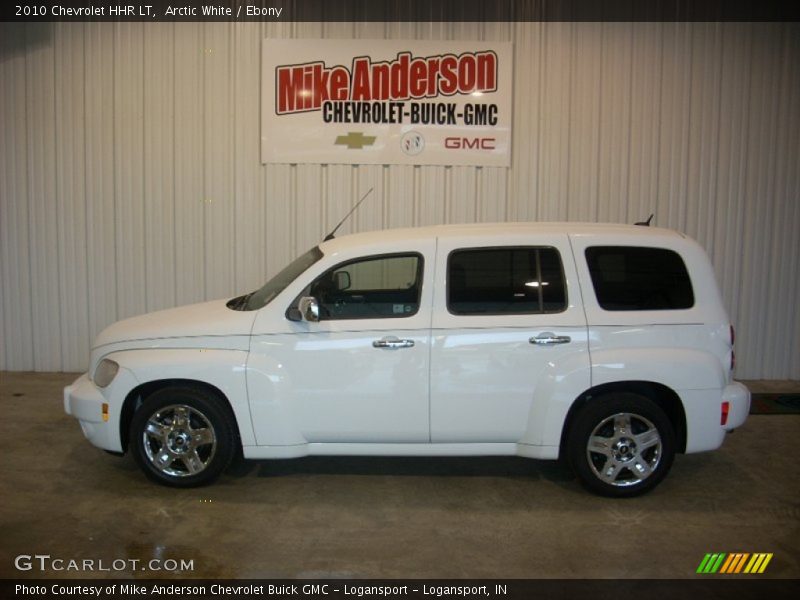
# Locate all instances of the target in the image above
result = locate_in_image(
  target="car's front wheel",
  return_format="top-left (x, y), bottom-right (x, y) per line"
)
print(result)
top-left (130, 387), bottom-right (236, 487)
top-left (566, 393), bottom-right (675, 497)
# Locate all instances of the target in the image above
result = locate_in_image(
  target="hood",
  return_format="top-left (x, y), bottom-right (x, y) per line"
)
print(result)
top-left (94, 299), bottom-right (257, 348)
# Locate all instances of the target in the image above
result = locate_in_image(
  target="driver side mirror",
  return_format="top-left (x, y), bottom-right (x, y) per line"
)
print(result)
top-left (297, 296), bottom-right (320, 322)
top-left (333, 270), bottom-right (351, 291)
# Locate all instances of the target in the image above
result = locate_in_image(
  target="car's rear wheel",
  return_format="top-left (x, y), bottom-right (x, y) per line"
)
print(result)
top-left (567, 393), bottom-right (675, 497)
top-left (130, 387), bottom-right (236, 487)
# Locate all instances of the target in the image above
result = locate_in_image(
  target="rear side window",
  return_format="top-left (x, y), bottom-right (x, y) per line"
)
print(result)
top-left (448, 247), bottom-right (567, 315)
top-left (585, 246), bottom-right (694, 311)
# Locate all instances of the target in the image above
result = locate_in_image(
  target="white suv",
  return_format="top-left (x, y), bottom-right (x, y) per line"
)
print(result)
top-left (64, 222), bottom-right (750, 496)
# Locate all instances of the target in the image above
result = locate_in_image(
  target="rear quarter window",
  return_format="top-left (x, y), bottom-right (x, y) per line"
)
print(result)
top-left (585, 246), bottom-right (694, 311)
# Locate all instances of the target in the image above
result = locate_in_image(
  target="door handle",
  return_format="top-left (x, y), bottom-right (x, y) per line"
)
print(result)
top-left (372, 336), bottom-right (415, 349)
top-left (530, 333), bottom-right (571, 346)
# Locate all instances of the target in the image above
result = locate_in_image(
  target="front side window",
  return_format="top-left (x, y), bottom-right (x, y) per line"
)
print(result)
top-left (448, 247), bottom-right (567, 315)
top-left (302, 253), bottom-right (423, 320)
top-left (585, 246), bottom-right (694, 310)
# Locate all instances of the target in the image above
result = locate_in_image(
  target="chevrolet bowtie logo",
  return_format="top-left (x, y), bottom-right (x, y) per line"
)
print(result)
top-left (335, 132), bottom-right (376, 150)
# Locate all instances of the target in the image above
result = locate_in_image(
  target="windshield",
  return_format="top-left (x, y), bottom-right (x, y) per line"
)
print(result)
top-left (227, 247), bottom-right (323, 311)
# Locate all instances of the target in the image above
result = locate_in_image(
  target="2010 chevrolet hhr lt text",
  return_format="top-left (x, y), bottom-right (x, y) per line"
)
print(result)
top-left (65, 222), bottom-right (750, 496)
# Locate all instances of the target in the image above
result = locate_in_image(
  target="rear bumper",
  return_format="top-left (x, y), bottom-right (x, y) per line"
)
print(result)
top-left (723, 381), bottom-right (751, 431)
top-left (682, 382), bottom-right (751, 453)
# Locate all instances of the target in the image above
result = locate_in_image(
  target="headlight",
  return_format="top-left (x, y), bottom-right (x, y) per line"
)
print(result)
top-left (93, 359), bottom-right (119, 388)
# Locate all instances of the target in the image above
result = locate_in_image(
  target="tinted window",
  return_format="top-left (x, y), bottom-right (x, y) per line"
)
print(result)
top-left (305, 254), bottom-right (422, 320)
top-left (585, 246), bottom-right (694, 310)
top-left (448, 247), bottom-right (567, 315)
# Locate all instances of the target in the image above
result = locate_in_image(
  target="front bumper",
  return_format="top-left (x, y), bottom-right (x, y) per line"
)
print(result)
top-left (64, 372), bottom-right (126, 452)
top-left (723, 380), bottom-right (751, 431)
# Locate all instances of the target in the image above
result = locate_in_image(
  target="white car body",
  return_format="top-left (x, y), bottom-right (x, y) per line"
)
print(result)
top-left (64, 222), bottom-right (750, 494)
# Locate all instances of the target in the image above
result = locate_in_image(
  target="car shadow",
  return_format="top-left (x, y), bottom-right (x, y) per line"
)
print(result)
top-left (228, 454), bottom-right (575, 483)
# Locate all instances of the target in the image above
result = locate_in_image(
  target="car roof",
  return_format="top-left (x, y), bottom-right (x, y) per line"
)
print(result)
top-left (320, 221), bottom-right (684, 253)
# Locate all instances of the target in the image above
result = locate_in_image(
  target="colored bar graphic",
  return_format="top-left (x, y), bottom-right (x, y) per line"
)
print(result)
top-left (746, 553), bottom-right (774, 573)
top-left (697, 553), bottom-right (727, 573)
top-left (720, 554), bottom-right (735, 573)
top-left (730, 553), bottom-right (749, 573)
top-left (697, 554), bottom-right (714, 573)
top-left (711, 553), bottom-right (726, 573)
top-left (698, 553), bottom-right (773, 574)
top-left (759, 554), bottom-right (773, 573)
top-left (744, 554), bottom-right (760, 573)
top-left (738, 553), bottom-right (751, 572)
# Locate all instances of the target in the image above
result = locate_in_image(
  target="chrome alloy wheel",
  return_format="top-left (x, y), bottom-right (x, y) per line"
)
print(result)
top-left (142, 404), bottom-right (217, 477)
top-left (586, 412), bottom-right (662, 487)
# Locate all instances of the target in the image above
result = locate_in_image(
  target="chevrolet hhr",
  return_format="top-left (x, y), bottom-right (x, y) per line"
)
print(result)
top-left (64, 222), bottom-right (750, 496)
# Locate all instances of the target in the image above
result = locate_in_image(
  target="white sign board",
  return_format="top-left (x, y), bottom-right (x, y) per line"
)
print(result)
top-left (261, 40), bottom-right (513, 167)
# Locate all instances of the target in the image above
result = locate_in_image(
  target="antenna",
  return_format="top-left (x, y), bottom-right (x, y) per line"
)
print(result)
top-left (324, 187), bottom-right (374, 241)
top-left (635, 214), bottom-right (654, 227)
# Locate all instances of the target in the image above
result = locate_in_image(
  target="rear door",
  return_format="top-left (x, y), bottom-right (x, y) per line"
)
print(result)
top-left (430, 233), bottom-right (589, 442)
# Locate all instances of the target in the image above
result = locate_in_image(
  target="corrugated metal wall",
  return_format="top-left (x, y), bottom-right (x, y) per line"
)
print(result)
top-left (1, 21), bottom-right (798, 378)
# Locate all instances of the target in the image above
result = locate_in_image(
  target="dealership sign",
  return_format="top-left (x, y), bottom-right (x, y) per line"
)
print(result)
top-left (261, 40), bottom-right (513, 166)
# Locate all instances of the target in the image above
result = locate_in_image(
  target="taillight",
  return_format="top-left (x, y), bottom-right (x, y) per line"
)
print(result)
top-left (721, 401), bottom-right (730, 426)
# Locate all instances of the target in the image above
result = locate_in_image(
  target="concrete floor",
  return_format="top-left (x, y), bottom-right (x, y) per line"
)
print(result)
top-left (1, 372), bottom-right (798, 579)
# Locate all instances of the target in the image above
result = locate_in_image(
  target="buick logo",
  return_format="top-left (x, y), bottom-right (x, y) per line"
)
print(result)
top-left (400, 131), bottom-right (425, 156)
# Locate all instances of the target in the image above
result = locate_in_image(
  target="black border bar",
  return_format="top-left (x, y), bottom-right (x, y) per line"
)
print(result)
top-left (2, 0), bottom-right (799, 22)
top-left (3, 579), bottom-right (800, 600)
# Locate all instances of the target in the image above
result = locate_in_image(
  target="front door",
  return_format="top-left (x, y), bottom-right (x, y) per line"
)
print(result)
top-left (249, 244), bottom-right (434, 444)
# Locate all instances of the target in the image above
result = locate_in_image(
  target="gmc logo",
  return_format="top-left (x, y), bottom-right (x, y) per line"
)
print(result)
top-left (444, 137), bottom-right (496, 150)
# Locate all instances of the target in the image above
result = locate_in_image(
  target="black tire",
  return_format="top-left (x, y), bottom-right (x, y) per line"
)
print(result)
top-left (129, 386), bottom-right (237, 487)
top-left (566, 393), bottom-right (675, 497)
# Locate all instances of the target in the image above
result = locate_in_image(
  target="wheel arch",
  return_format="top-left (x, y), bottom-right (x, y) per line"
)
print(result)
top-left (558, 381), bottom-right (687, 459)
top-left (120, 379), bottom-right (242, 453)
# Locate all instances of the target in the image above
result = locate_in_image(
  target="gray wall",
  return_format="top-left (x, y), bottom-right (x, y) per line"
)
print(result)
top-left (1, 21), bottom-right (798, 378)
